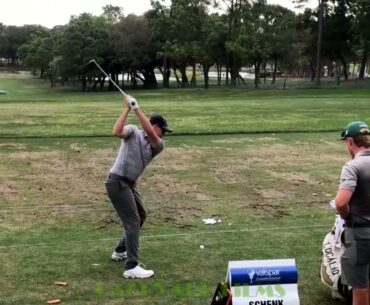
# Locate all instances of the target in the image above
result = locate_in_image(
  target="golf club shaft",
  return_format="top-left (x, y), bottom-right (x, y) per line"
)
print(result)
top-left (89, 60), bottom-right (126, 96)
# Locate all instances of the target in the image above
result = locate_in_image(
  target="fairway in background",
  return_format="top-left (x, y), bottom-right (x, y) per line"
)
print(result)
top-left (1, 76), bottom-right (370, 137)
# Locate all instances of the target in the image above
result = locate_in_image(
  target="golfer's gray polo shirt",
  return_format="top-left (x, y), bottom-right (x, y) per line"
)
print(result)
top-left (339, 150), bottom-right (370, 225)
top-left (110, 125), bottom-right (164, 181)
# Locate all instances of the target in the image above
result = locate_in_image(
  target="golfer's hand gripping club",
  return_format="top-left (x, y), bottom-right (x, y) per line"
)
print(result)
top-left (128, 95), bottom-right (139, 110)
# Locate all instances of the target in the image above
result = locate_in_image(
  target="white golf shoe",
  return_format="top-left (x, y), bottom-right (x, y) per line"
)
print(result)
top-left (111, 251), bottom-right (127, 261)
top-left (123, 265), bottom-right (154, 279)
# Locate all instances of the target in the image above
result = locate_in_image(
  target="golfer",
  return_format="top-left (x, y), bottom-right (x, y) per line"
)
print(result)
top-left (335, 121), bottom-right (370, 305)
top-left (105, 95), bottom-right (172, 279)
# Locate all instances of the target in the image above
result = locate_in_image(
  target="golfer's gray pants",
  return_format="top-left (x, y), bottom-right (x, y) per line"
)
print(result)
top-left (105, 174), bottom-right (146, 270)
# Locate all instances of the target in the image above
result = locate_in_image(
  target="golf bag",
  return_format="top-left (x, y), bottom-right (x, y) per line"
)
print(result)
top-left (320, 215), bottom-right (352, 302)
top-left (210, 282), bottom-right (232, 305)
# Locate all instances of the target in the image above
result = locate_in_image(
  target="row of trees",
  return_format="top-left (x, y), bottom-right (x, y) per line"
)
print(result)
top-left (0, 0), bottom-right (369, 90)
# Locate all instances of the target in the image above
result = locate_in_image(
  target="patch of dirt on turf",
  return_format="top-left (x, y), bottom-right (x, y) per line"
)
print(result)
top-left (152, 147), bottom-right (205, 171)
top-left (265, 170), bottom-right (319, 185)
top-left (255, 189), bottom-right (287, 199)
top-left (238, 144), bottom-right (347, 174)
top-left (2, 146), bottom-right (208, 225)
top-left (211, 138), bottom-right (254, 144)
top-left (0, 143), bottom-right (27, 150)
top-left (251, 202), bottom-right (288, 219)
top-left (150, 200), bottom-right (202, 226)
top-left (319, 154), bottom-right (349, 163)
top-left (142, 147), bottom-right (216, 223)
top-left (5, 149), bottom-right (113, 206)
top-left (214, 168), bottom-right (241, 184)
top-left (147, 174), bottom-right (215, 201)
top-left (142, 173), bottom-right (211, 224)
top-left (69, 143), bottom-right (87, 152)
top-left (0, 181), bottom-right (19, 203)
top-left (0, 142), bottom-right (340, 224)
top-left (96, 212), bottom-right (121, 229)
top-left (8, 150), bottom-right (61, 162)
top-left (203, 149), bottom-right (252, 183)
top-left (211, 137), bottom-right (278, 145)
top-left (245, 144), bottom-right (315, 166)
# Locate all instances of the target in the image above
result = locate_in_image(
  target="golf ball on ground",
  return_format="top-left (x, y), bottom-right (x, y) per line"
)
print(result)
top-left (200, 245), bottom-right (204, 249)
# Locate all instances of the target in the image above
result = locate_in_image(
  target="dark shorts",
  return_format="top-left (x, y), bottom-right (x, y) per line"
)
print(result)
top-left (341, 228), bottom-right (370, 288)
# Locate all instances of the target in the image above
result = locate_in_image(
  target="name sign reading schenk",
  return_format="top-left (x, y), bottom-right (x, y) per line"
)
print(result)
top-left (227, 259), bottom-right (300, 305)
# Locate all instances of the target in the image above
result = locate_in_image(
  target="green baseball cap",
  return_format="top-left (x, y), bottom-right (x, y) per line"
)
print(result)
top-left (340, 121), bottom-right (370, 140)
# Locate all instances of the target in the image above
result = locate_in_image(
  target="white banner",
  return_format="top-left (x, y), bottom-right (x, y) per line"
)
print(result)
top-left (227, 259), bottom-right (300, 305)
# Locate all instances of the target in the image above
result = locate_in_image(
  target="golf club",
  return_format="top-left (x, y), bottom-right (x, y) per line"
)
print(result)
top-left (85, 59), bottom-right (127, 97)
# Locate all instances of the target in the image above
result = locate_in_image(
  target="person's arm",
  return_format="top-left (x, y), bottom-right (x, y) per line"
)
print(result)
top-left (335, 189), bottom-right (353, 219)
top-left (128, 96), bottom-right (162, 148)
top-left (335, 164), bottom-right (357, 219)
top-left (112, 98), bottom-right (131, 138)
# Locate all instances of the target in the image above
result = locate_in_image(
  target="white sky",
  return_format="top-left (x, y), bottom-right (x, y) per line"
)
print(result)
top-left (0, 0), bottom-right (318, 28)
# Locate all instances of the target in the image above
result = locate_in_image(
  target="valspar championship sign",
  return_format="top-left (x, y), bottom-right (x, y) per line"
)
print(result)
top-left (227, 259), bottom-right (299, 305)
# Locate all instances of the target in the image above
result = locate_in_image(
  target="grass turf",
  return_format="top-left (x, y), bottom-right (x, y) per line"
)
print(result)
top-left (1, 75), bottom-right (370, 305)
top-left (1, 77), bottom-right (370, 137)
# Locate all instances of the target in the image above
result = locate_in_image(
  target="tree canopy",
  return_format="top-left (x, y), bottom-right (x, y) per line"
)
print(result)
top-left (0, 0), bottom-right (368, 90)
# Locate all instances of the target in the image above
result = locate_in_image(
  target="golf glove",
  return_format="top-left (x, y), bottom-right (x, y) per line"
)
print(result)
top-left (128, 95), bottom-right (139, 110)
top-left (329, 200), bottom-right (336, 209)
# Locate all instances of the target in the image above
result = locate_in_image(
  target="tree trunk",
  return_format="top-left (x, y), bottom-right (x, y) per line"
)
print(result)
top-left (49, 74), bottom-right (54, 87)
top-left (359, 48), bottom-right (368, 79)
top-left (173, 68), bottom-right (181, 87)
top-left (339, 56), bottom-right (348, 80)
top-left (216, 64), bottom-right (222, 86)
top-left (100, 76), bottom-right (105, 89)
top-left (310, 61), bottom-right (316, 81)
top-left (161, 56), bottom-right (171, 88)
top-left (108, 73), bottom-right (114, 91)
top-left (225, 65), bottom-right (229, 86)
top-left (327, 62), bottom-right (333, 78)
top-left (165, 67), bottom-right (171, 88)
top-left (335, 63), bottom-right (341, 85)
top-left (203, 64), bottom-right (211, 89)
top-left (226, 0), bottom-right (233, 86)
top-left (315, 0), bottom-right (323, 86)
top-left (142, 68), bottom-right (158, 89)
top-left (230, 52), bottom-right (238, 86)
top-left (190, 64), bottom-right (197, 87)
top-left (92, 78), bottom-right (99, 90)
top-left (179, 65), bottom-right (189, 88)
top-left (238, 73), bottom-right (245, 85)
top-left (82, 74), bottom-right (87, 92)
top-left (272, 56), bottom-right (277, 84)
top-left (254, 60), bottom-right (261, 89)
top-left (132, 74), bottom-right (137, 89)
top-left (352, 62), bottom-right (356, 78)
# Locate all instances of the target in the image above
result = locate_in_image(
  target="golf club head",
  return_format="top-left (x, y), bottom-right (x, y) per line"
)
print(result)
top-left (84, 59), bottom-right (96, 66)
